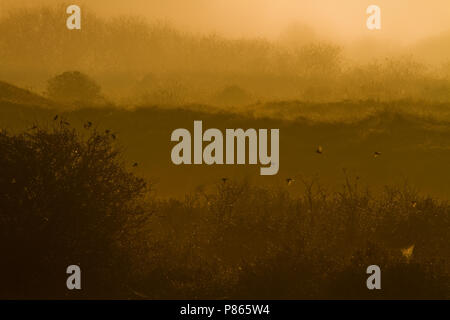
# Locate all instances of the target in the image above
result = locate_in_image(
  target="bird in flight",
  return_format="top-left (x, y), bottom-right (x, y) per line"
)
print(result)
top-left (316, 146), bottom-right (323, 154)
top-left (401, 244), bottom-right (415, 261)
top-left (84, 121), bottom-right (92, 129)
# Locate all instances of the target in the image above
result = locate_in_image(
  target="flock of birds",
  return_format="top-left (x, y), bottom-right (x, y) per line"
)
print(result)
top-left (42, 116), bottom-right (384, 177)
top-left (218, 145), bottom-right (383, 188)
top-left (26, 115), bottom-right (415, 262)
top-left (283, 145), bottom-right (382, 187)
top-left (48, 115), bottom-right (393, 194)
top-left (44, 115), bottom-right (140, 169)
top-left (220, 143), bottom-right (416, 261)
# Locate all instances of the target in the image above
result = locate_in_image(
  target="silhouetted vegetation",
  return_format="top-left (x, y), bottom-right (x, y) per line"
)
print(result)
top-left (47, 71), bottom-right (103, 107)
top-left (0, 123), bottom-right (149, 298)
top-left (0, 121), bottom-right (448, 299)
top-left (1, 3), bottom-right (449, 300)
top-left (1, 6), bottom-right (449, 104)
top-left (130, 178), bottom-right (449, 299)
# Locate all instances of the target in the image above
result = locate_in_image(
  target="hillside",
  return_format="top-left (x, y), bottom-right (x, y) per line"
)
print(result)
top-left (1, 100), bottom-right (450, 199)
top-left (0, 80), bottom-right (56, 109)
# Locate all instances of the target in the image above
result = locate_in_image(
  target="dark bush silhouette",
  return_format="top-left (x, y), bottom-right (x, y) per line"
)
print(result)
top-left (129, 179), bottom-right (450, 299)
top-left (47, 71), bottom-right (102, 106)
top-left (0, 122), bottom-right (149, 298)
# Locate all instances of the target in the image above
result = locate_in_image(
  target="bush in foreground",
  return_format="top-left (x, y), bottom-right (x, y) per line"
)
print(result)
top-left (0, 124), bottom-right (448, 299)
top-left (0, 122), bottom-right (149, 298)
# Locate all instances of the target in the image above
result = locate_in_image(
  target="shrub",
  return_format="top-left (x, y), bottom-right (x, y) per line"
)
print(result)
top-left (46, 71), bottom-right (102, 106)
top-left (131, 179), bottom-right (450, 299)
top-left (0, 122), bottom-right (149, 298)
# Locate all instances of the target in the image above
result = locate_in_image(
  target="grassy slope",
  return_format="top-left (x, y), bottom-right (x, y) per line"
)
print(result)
top-left (1, 97), bottom-right (450, 199)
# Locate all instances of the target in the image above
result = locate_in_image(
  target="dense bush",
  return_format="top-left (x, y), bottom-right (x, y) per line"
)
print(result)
top-left (47, 71), bottom-right (103, 107)
top-left (131, 179), bottom-right (450, 299)
top-left (0, 123), bottom-right (448, 299)
top-left (0, 122), bottom-right (149, 298)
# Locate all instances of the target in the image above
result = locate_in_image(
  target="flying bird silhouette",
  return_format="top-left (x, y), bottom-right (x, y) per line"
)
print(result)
top-left (84, 121), bottom-right (92, 129)
top-left (401, 244), bottom-right (415, 261)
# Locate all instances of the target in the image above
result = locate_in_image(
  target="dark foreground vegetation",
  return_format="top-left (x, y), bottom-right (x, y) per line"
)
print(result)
top-left (0, 124), bottom-right (448, 299)
top-left (1, 2), bottom-right (449, 300)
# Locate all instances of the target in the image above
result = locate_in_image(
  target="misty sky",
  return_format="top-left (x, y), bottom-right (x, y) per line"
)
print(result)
top-left (2, 0), bottom-right (450, 43)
